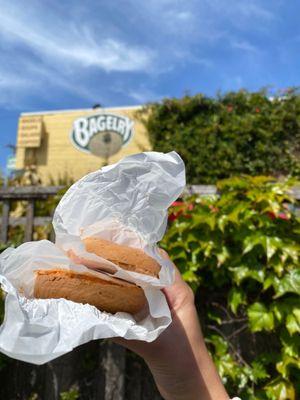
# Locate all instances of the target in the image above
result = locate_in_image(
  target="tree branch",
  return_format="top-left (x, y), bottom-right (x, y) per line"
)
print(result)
top-left (207, 324), bottom-right (251, 368)
top-left (227, 324), bottom-right (248, 340)
top-left (220, 318), bottom-right (248, 325)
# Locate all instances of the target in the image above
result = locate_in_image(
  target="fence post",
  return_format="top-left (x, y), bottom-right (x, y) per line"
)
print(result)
top-left (25, 199), bottom-right (35, 242)
top-left (99, 342), bottom-right (126, 400)
top-left (49, 207), bottom-right (56, 243)
top-left (1, 199), bottom-right (10, 243)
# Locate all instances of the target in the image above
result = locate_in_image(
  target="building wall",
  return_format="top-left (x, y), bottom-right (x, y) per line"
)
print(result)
top-left (15, 106), bottom-right (151, 184)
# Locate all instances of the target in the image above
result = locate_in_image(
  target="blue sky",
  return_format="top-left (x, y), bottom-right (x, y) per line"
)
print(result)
top-left (0, 0), bottom-right (299, 174)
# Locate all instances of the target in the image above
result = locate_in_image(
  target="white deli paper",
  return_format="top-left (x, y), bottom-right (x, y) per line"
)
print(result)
top-left (53, 151), bottom-right (185, 288)
top-left (0, 151), bottom-right (186, 364)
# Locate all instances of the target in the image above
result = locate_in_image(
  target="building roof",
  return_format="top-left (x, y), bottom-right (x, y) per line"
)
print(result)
top-left (20, 105), bottom-right (143, 116)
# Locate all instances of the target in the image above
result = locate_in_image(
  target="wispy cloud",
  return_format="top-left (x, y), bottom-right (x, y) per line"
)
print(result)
top-left (231, 39), bottom-right (259, 53)
top-left (0, 0), bottom-right (156, 109)
top-left (0, 4), bottom-right (154, 73)
top-left (0, 0), bottom-right (292, 112)
top-left (237, 2), bottom-right (275, 20)
top-left (0, 53), bottom-right (99, 109)
top-left (0, 71), bottom-right (31, 89)
top-left (128, 88), bottom-right (165, 103)
top-left (206, 0), bottom-right (276, 30)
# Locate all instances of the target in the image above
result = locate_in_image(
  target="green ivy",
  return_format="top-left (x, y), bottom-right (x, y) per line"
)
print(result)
top-left (138, 89), bottom-right (300, 183)
top-left (162, 176), bottom-right (300, 399)
top-left (60, 386), bottom-right (80, 400)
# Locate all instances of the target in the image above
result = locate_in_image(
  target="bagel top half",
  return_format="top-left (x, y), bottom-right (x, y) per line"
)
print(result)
top-left (82, 237), bottom-right (161, 278)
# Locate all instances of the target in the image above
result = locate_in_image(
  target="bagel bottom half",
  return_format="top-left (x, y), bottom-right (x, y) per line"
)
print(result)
top-left (34, 269), bottom-right (147, 315)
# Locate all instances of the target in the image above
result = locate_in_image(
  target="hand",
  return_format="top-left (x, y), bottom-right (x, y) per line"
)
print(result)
top-left (114, 250), bottom-right (230, 400)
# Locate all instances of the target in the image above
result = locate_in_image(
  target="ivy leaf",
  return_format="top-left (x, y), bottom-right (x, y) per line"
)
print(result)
top-left (168, 243), bottom-right (188, 261)
top-left (243, 234), bottom-right (283, 260)
top-left (273, 269), bottom-right (300, 298)
top-left (182, 270), bottom-right (199, 284)
top-left (229, 265), bottom-right (265, 285)
top-left (286, 313), bottom-right (300, 335)
top-left (206, 334), bottom-right (228, 355)
top-left (207, 311), bottom-right (222, 325)
top-left (263, 274), bottom-right (276, 291)
top-left (251, 360), bottom-right (270, 381)
top-left (276, 355), bottom-right (300, 378)
top-left (270, 298), bottom-right (299, 323)
top-left (217, 215), bottom-right (227, 232)
top-left (265, 378), bottom-right (295, 400)
top-left (280, 330), bottom-right (300, 358)
top-left (203, 241), bottom-right (215, 258)
top-left (226, 202), bottom-right (249, 224)
top-left (247, 302), bottom-right (275, 332)
top-left (228, 287), bottom-right (246, 315)
top-left (216, 246), bottom-right (230, 266)
top-left (192, 213), bottom-right (216, 230)
top-left (282, 244), bottom-right (299, 264)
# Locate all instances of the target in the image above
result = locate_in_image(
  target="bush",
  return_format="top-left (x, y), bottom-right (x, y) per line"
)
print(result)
top-left (162, 176), bottom-right (300, 399)
top-left (139, 89), bottom-right (300, 183)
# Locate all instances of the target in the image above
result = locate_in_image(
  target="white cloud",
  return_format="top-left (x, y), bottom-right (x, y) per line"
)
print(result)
top-left (0, 0), bottom-right (283, 112)
top-left (128, 88), bottom-right (164, 103)
top-left (237, 2), bottom-right (275, 20)
top-left (0, 71), bottom-right (31, 89)
top-left (231, 39), bottom-right (259, 53)
top-left (0, 2), bottom-right (154, 73)
top-left (173, 11), bottom-right (193, 21)
top-left (0, 0), bottom-right (156, 109)
top-left (0, 57), bottom-right (97, 109)
top-left (205, 0), bottom-right (276, 29)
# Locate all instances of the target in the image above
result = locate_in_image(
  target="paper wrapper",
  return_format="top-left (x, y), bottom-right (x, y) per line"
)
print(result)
top-left (0, 151), bottom-right (186, 364)
top-left (53, 151), bottom-right (185, 287)
top-left (0, 241), bottom-right (171, 364)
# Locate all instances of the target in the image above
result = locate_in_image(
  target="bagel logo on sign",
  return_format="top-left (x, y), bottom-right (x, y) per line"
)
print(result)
top-left (70, 113), bottom-right (134, 158)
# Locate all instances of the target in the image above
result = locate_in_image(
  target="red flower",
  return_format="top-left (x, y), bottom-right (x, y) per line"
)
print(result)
top-left (277, 212), bottom-right (289, 220)
top-left (267, 211), bottom-right (289, 220)
top-left (172, 201), bottom-right (185, 207)
top-left (169, 201), bottom-right (194, 222)
top-left (227, 105), bottom-right (233, 113)
top-left (168, 213), bottom-right (179, 222)
top-left (255, 107), bottom-right (260, 113)
top-left (267, 211), bottom-right (276, 220)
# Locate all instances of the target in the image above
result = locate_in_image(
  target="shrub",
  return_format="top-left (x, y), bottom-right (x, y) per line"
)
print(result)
top-left (60, 386), bottom-right (80, 400)
top-left (162, 176), bottom-right (300, 399)
top-left (139, 89), bottom-right (300, 183)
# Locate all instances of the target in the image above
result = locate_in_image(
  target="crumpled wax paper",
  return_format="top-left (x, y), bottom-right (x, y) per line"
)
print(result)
top-left (0, 151), bottom-right (186, 364)
top-left (53, 151), bottom-right (185, 287)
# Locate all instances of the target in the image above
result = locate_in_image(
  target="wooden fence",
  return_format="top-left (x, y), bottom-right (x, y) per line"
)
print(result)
top-left (0, 186), bottom-right (61, 243)
top-left (0, 184), bottom-right (299, 400)
top-left (0, 185), bottom-right (220, 246)
top-left (0, 185), bottom-right (299, 245)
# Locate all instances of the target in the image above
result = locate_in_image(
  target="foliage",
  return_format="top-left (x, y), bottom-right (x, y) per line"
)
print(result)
top-left (162, 176), bottom-right (300, 399)
top-left (0, 289), bottom-right (10, 371)
top-left (139, 88), bottom-right (300, 183)
top-left (60, 386), bottom-right (80, 400)
top-left (27, 394), bottom-right (38, 400)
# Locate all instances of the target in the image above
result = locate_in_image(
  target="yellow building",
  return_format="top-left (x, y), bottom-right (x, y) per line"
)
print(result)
top-left (15, 105), bottom-right (151, 184)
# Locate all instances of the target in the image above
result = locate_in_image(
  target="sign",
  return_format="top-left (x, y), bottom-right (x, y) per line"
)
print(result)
top-left (6, 156), bottom-right (16, 172)
top-left (70, 113), bottom-right (134, 158)
top-left (17, 116), bottom-right (43, 148)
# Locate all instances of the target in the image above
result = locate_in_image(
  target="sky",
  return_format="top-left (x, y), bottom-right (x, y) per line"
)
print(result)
top-left (0, 0), bottom-right (299, 174)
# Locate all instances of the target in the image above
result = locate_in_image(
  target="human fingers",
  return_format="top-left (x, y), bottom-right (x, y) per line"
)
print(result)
top-left (158, 248), bottom-right (195, 311)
